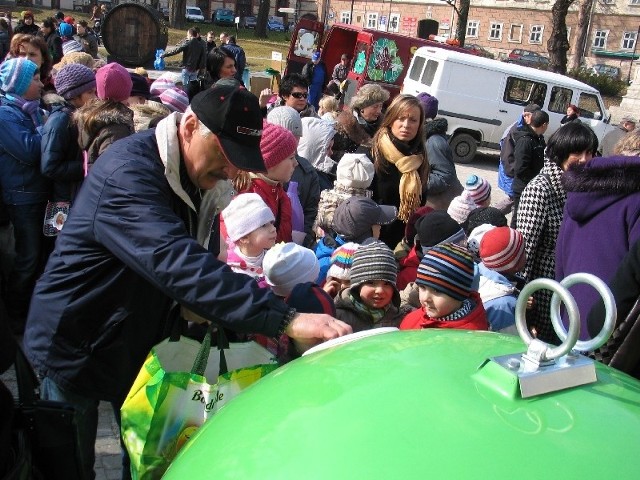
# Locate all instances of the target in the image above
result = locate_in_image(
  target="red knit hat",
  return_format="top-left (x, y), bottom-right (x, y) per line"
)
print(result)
top-left (260, 122), bottom-right (298, 170)
top-left (479, 226), bottom-right (526, 275)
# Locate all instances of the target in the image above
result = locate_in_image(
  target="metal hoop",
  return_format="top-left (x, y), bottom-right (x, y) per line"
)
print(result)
top-left (549, 273), bottom-right (617, 352)
top-left (515, 278), bottom-right (580, 361)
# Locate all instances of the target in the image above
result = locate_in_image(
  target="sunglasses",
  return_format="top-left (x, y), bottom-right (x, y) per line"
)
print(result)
top-left (290, 92), bottom-right (308, 99)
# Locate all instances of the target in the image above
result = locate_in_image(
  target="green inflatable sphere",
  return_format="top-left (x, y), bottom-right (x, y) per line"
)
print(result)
top-left (165, 330), bottom-right (640, 479)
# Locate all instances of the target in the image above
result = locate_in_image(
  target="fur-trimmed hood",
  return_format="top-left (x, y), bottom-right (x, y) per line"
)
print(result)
top-left (76, 101), bottom-right (134, 150)
top-left (425, 117), bottom-right (448, 138)
top-left (562, 155), bottom-right (640, 222)
top-left (131, 101), bottom-right (171, 132)
top-left (334, 110), bottom-right (376, 147)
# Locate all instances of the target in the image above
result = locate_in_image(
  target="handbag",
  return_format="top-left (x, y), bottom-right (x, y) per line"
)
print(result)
top-left (42, 201), bottom-right (71, 237)
top-left (121, 326), bottom-right (278, 479)
top-left (8, 346), bottom-right (84, 480)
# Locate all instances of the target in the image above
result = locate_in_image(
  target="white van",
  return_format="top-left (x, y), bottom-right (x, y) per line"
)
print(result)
top-left (185, 6), bottom-right (205, 22)
top-left (403, 47), bottom-right (611, 163)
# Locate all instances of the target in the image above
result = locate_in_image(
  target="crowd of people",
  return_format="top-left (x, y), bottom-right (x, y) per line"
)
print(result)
top-left (1, 12), bottom-right (640, 479)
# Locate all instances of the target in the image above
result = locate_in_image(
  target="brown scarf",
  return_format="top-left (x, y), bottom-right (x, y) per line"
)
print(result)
top-left (378, 133), bottom-right (425, 222)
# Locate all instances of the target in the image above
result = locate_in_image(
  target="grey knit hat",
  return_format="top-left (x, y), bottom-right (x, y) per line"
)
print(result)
top-left (350, 84), bottom-right (390, 112)
top-left (349, 241), bottom-right (400, 306)
top-left (267, 106), bottom-right (303, 138)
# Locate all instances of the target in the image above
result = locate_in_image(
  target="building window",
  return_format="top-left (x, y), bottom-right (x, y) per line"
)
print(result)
top-left (529, 25), bottom-right (544, 44)
top-left (622, 31), bottom-right (637, 49)
top-left (366, 12), bottom-right (378, 29)
top-left (509, 24), bottom-right (523, 43)
top-left (340, 11), bottom-right (351, 24)
top-left (489, 22), bottom-right (503, 41)
top-left (389, 13), bottom-right (400, 33)
top-left (630, 0), bottom-right (640, 5)
top-left (593, 30), bottom-right (608, 49)
top-left (467, 20), bottom-right (479, 38)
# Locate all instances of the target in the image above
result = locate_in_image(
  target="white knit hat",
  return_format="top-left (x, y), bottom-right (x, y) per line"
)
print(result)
top-left (266, 106), bottom-right (303, 138)
top-left (447, 193), bottom-right (478, 225)
top-left (222, 193), bottom-right (275, 242)
top-left (466, 223), bottom-right (496, 257)
top-left (336, 153), bottom-right (375, 189)
top-left (263, 242), bottom-right (320, 297)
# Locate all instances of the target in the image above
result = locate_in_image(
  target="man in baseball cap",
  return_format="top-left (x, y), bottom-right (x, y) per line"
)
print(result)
top-left (23, 79), bottom-right (350, 477)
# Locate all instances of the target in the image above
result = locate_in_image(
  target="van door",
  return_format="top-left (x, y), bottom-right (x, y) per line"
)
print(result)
top-left (343, 31), bottom-right (374, 105)
top-left (285, 18), bottom-right (324, 76)
top-left (576, 91), bottom-right (609, 141)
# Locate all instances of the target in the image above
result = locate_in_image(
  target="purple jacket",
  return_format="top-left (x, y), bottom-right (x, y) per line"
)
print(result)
top-left (556, 155), bottom-right (640, 340)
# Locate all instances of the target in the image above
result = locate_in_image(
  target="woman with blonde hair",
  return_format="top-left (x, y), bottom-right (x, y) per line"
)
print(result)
top-left (369, 94), bottom-right (428, 248)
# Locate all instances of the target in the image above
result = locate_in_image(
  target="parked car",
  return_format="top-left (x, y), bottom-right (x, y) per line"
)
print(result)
top-left (463, 43), bottom-right (494, 59)
top-left (212, 8), bottom-right (235, 26)
top-left (185, 6), bottom-right (205, 23)
top-left (504, 49), bottom-right (549, 69)
top-left (241, 15), bottom-right (256, 29)
top-left (592, 63), bottom-right (621, 80)
top-left (267, 16), bottom-right (285, 32)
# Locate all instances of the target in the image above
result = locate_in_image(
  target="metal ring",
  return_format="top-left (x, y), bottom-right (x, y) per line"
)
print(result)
top-left (515, 278), bottom-right (580, 361)
top-left (549, 273), bottom-right (617, 352)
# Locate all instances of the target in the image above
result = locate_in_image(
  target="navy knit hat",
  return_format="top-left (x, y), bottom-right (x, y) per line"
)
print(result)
top-left (130, 72), bottom-right (151, 99)
top-left (54, 63), bottom-right (96, 100)
top-left (416, 243), bottom-right (475, 301)
top-left (464, 206), bottom-right (508, 236)
top-left (415, 211), bottom-right (465, 251)
top-left (286, 282), bottom-right (336, 316)
top-left (0, 58), bottom-right (37, 96)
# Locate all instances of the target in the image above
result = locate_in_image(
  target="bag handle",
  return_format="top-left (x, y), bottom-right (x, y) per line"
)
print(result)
top-left (190, 324), bottom-right (230, 377)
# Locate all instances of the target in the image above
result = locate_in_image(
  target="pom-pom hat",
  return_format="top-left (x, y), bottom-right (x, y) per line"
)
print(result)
top-left (222, 193), bottom-right (275, 242)
top-left (465, 174), bottom-right (491, 205)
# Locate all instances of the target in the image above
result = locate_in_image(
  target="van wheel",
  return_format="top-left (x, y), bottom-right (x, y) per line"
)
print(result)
top-left (450, 133), bottom-right (477, 164)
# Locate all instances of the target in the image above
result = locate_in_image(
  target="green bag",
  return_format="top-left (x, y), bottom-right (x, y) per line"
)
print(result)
top-left (121, 328), bottom-right (277, 479)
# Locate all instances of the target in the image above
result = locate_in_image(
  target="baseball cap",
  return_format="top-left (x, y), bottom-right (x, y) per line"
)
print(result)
top-left (333, 197), bottom-right (397, 242)
top-left (190, 79), bottom-right (266, 172)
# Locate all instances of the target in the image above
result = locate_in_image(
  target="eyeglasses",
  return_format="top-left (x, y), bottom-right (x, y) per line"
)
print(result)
top-left (290, 92), bottom-right (308, 99)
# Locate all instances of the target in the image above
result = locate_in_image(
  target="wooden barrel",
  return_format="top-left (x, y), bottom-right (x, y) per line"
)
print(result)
top-left (102, 2), bottom-right (168, 67)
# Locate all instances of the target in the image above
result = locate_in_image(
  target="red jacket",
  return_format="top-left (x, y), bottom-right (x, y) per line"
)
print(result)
top-left (239, 178), bottom-right (292, 243)
top-left (396, 245), bottom-right (421, 290)
top-left (400, 292), bottom-right (488, 331)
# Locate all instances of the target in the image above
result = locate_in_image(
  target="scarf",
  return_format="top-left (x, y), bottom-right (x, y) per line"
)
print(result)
top-left (377, 132), bottom-right (425, 222)
top-left (2, 93), bottom-right (45, 127)
top-left (350, 292), bottom-right (389, 323)
top-left (246, 174), bottom-right (293, 243)
top-left (437, 297), bottom-right (475, 322)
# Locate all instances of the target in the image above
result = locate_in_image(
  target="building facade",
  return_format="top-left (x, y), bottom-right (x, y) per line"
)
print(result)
top-left (319, 0), bottom-right (640, 77)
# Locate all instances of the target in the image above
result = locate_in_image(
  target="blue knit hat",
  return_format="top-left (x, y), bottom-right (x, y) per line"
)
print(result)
top-left (0, 58), bottom-right (37, 96)
top-left (58, 22), bottom-right (72, 37)
top-left (416, 243), bottom-right (475, 301)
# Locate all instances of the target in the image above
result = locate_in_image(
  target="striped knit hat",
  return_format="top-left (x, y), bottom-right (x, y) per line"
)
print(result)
top-left (479, 226), bottom-right (526, 275)
top-left (464, 174), bottom-right (491, 205)
top-left (416, 243), bottom-right (475, 301)
top-left (326, 242), bottom-right (360, 281)
top-left (160, 87), bottom-right (189, 113)
top-left (62, 39), bottom-right (84, 56)
top-left (0, 58), bottom-right (37, 96)
top-left (349, 241), bottom-right (399, 304)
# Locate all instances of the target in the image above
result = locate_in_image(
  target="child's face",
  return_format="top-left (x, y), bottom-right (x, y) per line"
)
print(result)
top-left (267, 153), bottom-right (298, 183)
top-left (418, 285), bottom-right (463, 318)
top-left (241, 221), bottom-right (277, 251)
top-left (359, 280), bottom-right (395, 309)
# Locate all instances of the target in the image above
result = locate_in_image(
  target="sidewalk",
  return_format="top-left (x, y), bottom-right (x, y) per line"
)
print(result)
top-left (1, 356), bottom-right (124, 480)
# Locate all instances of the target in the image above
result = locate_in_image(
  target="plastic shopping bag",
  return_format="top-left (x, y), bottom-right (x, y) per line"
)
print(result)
top-left (121, 328), bottom-right (277, 479)
top-left (154, 49), bottom-right (165, 71)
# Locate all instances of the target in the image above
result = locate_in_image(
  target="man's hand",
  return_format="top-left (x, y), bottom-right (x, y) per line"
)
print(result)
top-left (285, 313), bottom-right (352, 353)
